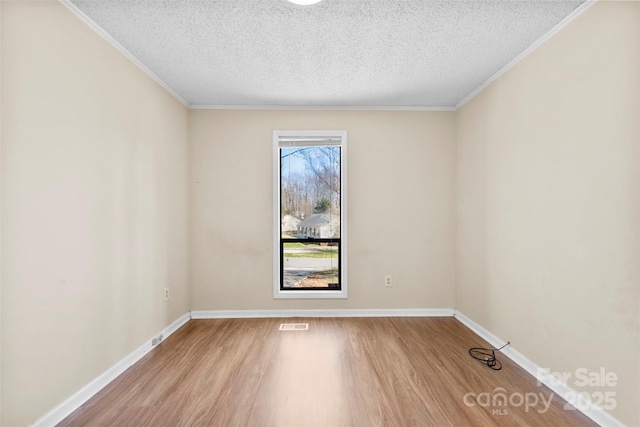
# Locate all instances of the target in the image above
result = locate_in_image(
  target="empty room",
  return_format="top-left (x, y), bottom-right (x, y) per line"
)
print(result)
top-left (1, 0), bottom-right (639, 426)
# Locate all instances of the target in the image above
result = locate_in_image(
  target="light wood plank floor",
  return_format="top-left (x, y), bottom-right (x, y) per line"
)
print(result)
top-left (59, 317), bottom-right (597, 426)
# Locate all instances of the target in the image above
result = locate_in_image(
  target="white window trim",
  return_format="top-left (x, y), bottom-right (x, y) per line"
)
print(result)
top-left (273, 130), bottom-right (348, 299)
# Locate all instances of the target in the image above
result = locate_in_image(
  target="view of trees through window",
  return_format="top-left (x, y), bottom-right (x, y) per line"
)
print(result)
top-left (280, 145), bottom-right (341, 289)
top-left (281, 146), bottom-right (341, 225)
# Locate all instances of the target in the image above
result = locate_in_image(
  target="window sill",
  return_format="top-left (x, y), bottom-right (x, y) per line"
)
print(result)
top-left (273, 288), bottom-right (348, 299)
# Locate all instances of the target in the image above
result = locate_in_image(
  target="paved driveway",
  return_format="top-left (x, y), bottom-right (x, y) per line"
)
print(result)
top-left (282, 257), bottom-right (338, 287)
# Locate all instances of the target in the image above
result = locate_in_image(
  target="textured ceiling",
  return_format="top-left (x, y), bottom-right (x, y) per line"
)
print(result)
top-left (67, 0), bottom-right (587, 109)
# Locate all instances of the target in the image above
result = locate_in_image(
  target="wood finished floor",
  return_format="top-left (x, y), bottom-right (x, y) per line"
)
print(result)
top-left (59, 317), bottom-right (597, 427)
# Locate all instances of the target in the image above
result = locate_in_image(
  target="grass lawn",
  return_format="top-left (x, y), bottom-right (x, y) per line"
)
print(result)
top-left (283, 242), bottom-right (338, 258)
top-left (282, 242), bottom-right (308, 248)
top-left (284, 249), bottom-right (338, 258)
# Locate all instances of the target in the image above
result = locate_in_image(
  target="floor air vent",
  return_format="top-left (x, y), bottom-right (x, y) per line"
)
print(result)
top-left (279, 323), bottom-right (309, 331)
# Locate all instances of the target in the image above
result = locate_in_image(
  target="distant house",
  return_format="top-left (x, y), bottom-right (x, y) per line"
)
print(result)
top-left (281, 215), bottom-right (301, 234)
top-left (296, 213), bottom-right (339, 239)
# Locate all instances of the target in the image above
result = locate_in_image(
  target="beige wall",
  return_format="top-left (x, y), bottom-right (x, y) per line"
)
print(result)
top-left (1, 0), bottom-right (639, 425)
top-left (455, 2), bottom-right (640, 425)
top-left (0, 1), bottom-right (3, 423)
top-left (190, 110), bottom-right (456, 311)
top-left (1, 1), bottom-right (189, 425)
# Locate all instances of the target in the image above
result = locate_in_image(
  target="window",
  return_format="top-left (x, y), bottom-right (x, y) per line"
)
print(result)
top-left (273, 131), bottom-right (347, 299)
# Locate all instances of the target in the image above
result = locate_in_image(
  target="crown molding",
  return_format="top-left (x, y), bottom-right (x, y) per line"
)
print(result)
top-left (454, 0), bottom-right (597, 110)
top-left (58, 0), bottom-right (190, 107)
top-left (59, 0), bottom-right (596, 113)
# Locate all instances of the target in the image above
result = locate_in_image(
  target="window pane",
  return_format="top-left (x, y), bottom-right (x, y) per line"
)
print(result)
top-left (280, 146), bottom-right (341, 239)
top-left (282, 242), bottom-right (339, 288)
top-left (276, 133), bottom-right (345, 295)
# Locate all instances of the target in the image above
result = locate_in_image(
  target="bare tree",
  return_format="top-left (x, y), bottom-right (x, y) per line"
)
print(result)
top-left (281, 146), bottom-right (341, 220)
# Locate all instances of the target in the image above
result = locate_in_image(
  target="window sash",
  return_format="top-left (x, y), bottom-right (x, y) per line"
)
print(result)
top-left (273, 130), bottom-right (348, 299)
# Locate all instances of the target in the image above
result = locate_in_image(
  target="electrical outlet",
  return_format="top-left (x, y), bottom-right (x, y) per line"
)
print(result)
top-left (163, 287), bottom-right (170, 302)
top-left (385, 275), bottom-right (392, 287)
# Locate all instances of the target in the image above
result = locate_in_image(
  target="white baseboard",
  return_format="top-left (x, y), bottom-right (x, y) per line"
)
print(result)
top-left (31, 312), bottom-right (191, 427)
top-left (32, 308), bottom-right (624, 427)
top-left (190, 308), bottom-right (454, 319)
top-left (453, 310), bottom-right (625, 427)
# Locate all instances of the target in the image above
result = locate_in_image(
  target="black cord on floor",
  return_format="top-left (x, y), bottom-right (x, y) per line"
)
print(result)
top-left (469, 342), bottom-right (510, 370)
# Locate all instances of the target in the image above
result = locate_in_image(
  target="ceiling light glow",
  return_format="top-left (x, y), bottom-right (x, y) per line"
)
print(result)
top-left (287, 0), bottom-right (324, 5)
